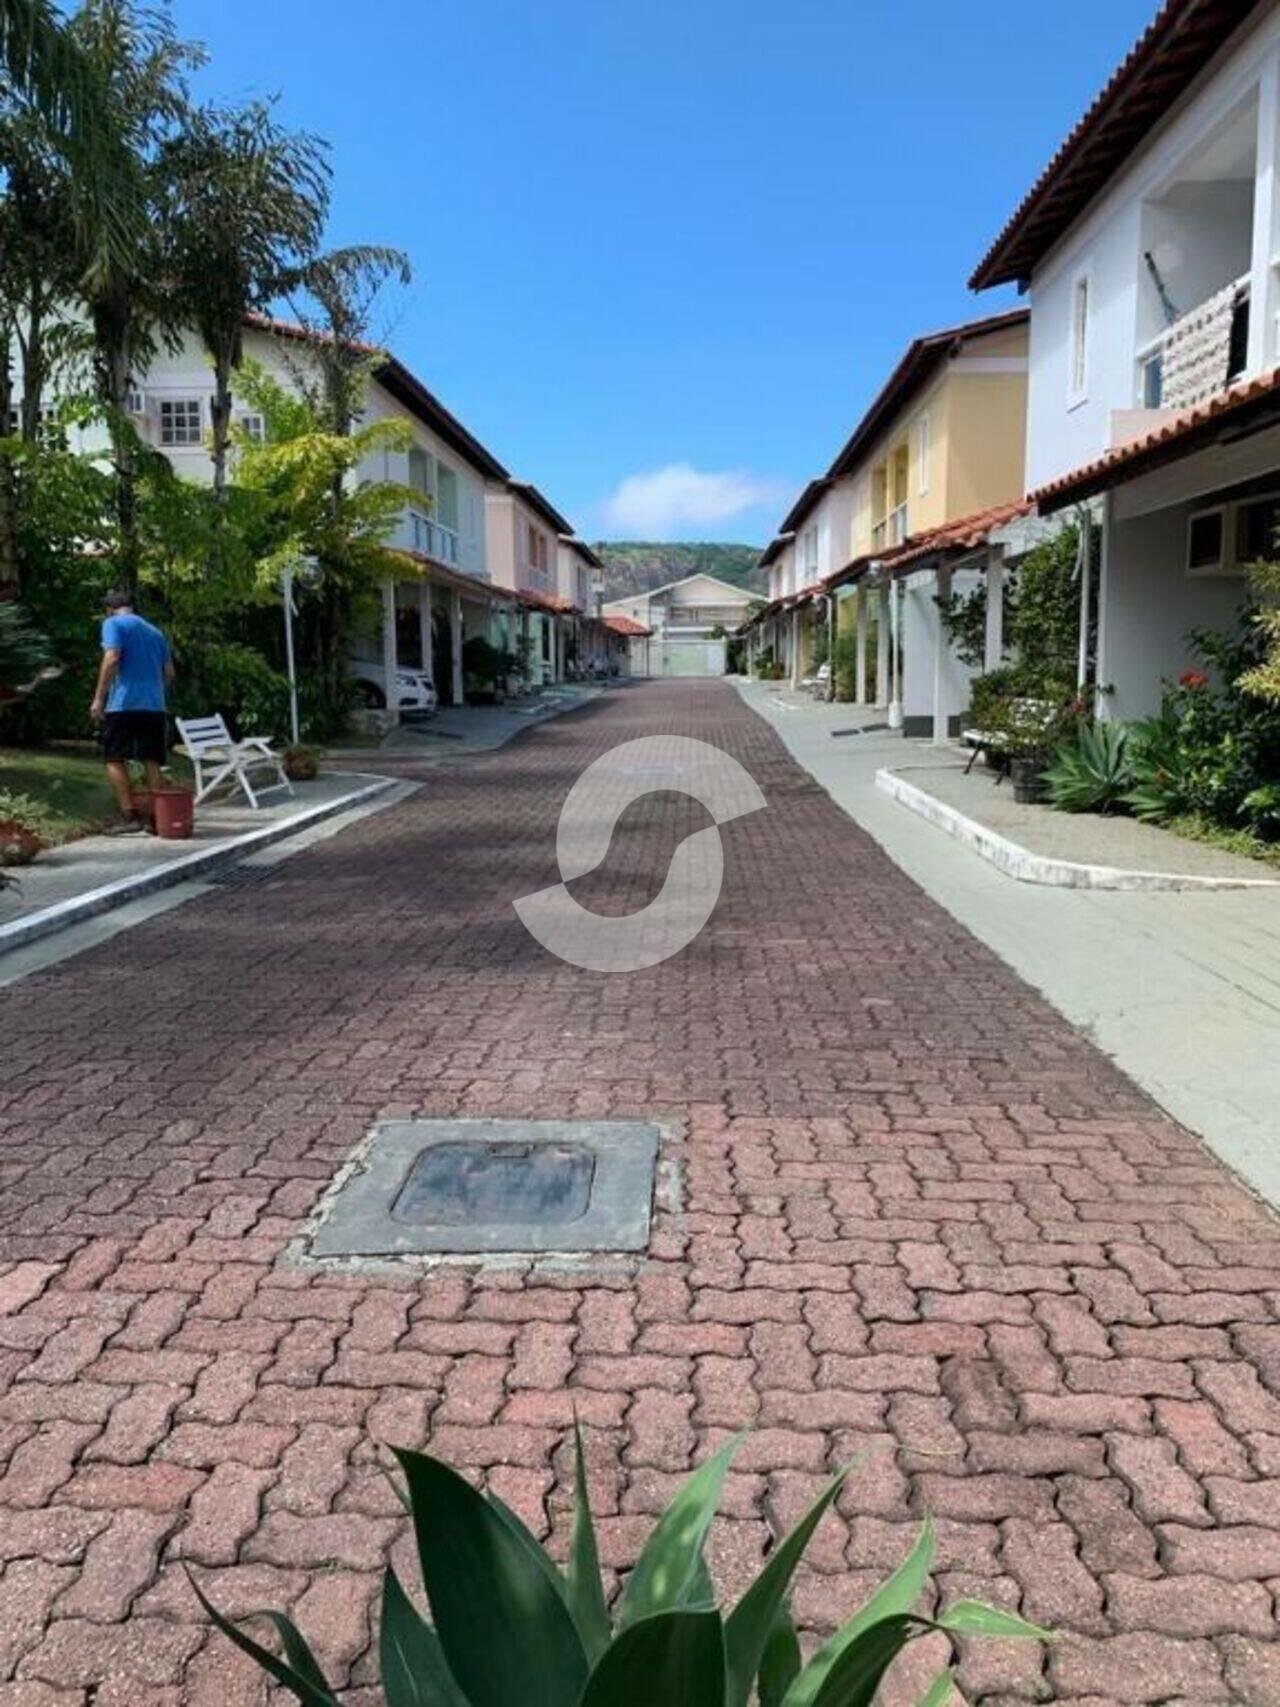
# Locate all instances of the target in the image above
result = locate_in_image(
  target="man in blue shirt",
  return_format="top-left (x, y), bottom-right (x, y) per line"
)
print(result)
top-left (90, 591), bottom-right (175, 832)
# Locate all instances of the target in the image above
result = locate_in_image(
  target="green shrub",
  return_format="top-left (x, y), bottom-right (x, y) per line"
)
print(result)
top-left (200, 1429), bottom-right (1049, 1706)
top-left (1043, 721), bottom-right (1131, 813)
top-left (1123, 705), bottom-right (1190, 823)
top-left (175, 642), bottom-right (292, 742)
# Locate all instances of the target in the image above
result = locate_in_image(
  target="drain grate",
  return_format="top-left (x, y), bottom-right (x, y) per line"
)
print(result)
top-left (311, 1119), bottom-right (659, 1257)
top-left (205, 861), bottom-right (277, 889)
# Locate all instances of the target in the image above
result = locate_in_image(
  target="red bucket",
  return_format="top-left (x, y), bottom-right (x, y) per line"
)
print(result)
top-left (152, 786), bottom-right (194, 840)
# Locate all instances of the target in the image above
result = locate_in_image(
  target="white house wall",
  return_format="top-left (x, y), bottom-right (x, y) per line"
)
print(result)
top-left (1025, 8), bottom-right (1280, 491)
top-left (900, 568), bottom-right (983, 737)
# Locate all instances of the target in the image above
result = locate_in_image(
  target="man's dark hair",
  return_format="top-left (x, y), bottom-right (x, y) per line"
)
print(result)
top-left (103, 591), bottom-right (131, 612)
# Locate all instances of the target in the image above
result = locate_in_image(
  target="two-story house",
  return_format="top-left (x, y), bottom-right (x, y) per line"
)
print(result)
top-left (41, 313), bottom-right (517, 717)
top-left (483, 482), bottom-right (579, 685)
top-left (972, 0), bottom-right (1280, 719)
top-left (603, 574), bottom-right (758, 677)
top-left (748, 310), bottom-right (1031, 729)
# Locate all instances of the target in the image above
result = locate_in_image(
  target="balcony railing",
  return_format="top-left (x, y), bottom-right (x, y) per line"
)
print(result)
top-left (871, 503), bottom-right (908, 552)
top-left (1137, 275), bottom-right (1250, 409)
top-left (406, 507), bottom-right (459, 566)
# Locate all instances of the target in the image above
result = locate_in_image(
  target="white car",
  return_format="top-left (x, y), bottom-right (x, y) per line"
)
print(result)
top-left (347, 661), bottom-right (439, 716)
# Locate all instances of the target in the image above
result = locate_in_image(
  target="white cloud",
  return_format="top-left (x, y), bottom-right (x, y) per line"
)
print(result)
top-left (599, 463), bottom-right (784, 539)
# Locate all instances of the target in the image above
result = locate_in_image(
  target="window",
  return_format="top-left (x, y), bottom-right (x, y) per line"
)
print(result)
top-left (1069, 271), bottom-right (1090, 405)
top-left (237, 413), bottom-right (265, 443)
top-left (916, 413), bottom-right (930, 495)
top-left (1234, 492), bottom-right (1280, 565)
top-left (408, 446), bottom-right (433, 501)
top-left (1186, 508), bottom-right (1225, 575)
top-left (436, 463), bottom-right (459, 532)
top-left (159, 397), bottom-right (202, 447)
top-left (801, 525), bottom-right (818, 580)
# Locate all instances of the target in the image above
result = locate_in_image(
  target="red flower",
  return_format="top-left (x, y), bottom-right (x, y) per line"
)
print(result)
top-left (1178, 670), bottom-right (1209, 690)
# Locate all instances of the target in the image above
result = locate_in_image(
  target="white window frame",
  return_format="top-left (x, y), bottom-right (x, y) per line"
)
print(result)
top-left (916, 413), bottom-right (931, 495)
top-left (1188, 490), bottom-right (1280, 578)
top-left (158, 396), bottom-right (203, 447)
top-left (237, 412), bottom-right (265, 443)
top-left (1068, 266), bottom-right (1092, 408)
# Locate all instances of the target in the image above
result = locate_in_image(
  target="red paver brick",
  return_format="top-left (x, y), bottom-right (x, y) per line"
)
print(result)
top-left (2, 681), bottom-right (1279, 1698)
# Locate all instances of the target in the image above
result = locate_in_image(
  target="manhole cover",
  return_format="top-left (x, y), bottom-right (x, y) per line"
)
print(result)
top-left (393, 1141), bottom-right (595, 1226)
top-left (311, 1119), bottom-right (659, 1257)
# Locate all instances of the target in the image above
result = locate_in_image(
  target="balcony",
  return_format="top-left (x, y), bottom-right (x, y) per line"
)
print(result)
top-left (405, 507), bottom-right (459, 567)
top-left (1137, 276), bottom-right (1251, 410)
top-left (871, 503), bottom-right (908, 552)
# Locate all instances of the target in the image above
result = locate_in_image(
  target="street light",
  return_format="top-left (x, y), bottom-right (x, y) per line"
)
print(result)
top-left (281, 554), bottom-right (320, 748)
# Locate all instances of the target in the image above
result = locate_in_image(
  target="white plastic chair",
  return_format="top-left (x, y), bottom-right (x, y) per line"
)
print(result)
top-left (175, 714), bottom-right (293, 809)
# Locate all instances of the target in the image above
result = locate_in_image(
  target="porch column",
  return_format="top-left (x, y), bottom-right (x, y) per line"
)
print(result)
top-left (932, 566), bottom-right (952, 744)
top-left (855, 588), bottom-right (870, 705)
top-left (984, 550), bottom-right (1005, 672)
top-left (1095, 493), bottom-right (1114, 721)
top-left (1248, 56), bottom-right (1280, 374)
top-left (876, 582), bottom-right (890, 708)
top-left (789, 608), bottom-right (801, 689)
top-left (381, 579), bottom-right (399, 725)
top-left (450, 588), bottom-right (464, 706)
top-left (887, 577), bottom-right (903, 730)
top-left (418, 576), bottom-right (433, 687)
top-left (1076, 511), bottom-right (1093, 693)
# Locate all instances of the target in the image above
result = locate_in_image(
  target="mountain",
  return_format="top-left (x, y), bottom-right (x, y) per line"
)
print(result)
top-left (593, 542), bottom-right (765, 601)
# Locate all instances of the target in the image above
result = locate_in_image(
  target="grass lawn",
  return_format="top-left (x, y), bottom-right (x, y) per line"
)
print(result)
top-left (1, 744), bottom-right (194, 843)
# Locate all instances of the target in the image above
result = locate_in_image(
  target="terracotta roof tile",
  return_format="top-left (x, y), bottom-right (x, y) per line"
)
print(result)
top-left (602, 614), bottom-right (652, 636)
top-left (971, 0), bottom-right (1265, 289)
top-left (881, 500), bottom-right (1033, 570)
top-left (1031, 368), bottom-right (1280, 510)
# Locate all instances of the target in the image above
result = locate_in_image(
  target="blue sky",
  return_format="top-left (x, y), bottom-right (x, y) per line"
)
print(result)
top-left (173, 0), bottom-right (1157, 544)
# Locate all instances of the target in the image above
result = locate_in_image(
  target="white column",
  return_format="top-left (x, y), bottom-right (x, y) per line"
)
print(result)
top-left (1095, 493), bottom-right (1114, 721)
top-left (1248, 49), bottom-right (1280, 374)
top-left (450, 588), bottom-right (464, 706)
top-left (789, 608), bottom-right (801, 688)
top-left (876, 582), bottom-right (890, 708)
top-left (887, 578), bottom-right (903, 729)
top-left (984, 551), bottom-right (1005, 672)
top-left (381, 579), bottom-right (399, 725)
top-left (855, 588), bottom-right (869, 705)
top-left (1076, 512), bottom-right (1093, 693)
top-left (932, 566), bottom-right (952, 744)
top-left (418, 577), bottom-right (433, 687)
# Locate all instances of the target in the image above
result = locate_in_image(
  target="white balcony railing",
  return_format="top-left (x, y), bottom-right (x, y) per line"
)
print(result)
top-left (871, 503), bottom-right (908, 552)
top-left (406, 507), bottom-right (460, 566)
top-left (1136, 274), bottom-right (1251, 410)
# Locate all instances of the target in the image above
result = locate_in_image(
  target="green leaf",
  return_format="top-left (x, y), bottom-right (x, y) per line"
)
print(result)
top-left (190, 1574), bottom-right (340, 1707)
top-left (757, 1601), bottom-right (802, 1707)
top-left (566, 1422), bottom-right (612, 1665)
top-left (938, 1601), bottom-right (1052, 1642)
top-left (486, 1486), bottom-right (571, 1608)
top-left (379, 1567), bottom-right (469, 1707)
top-left (916, 1670), bottom-right (958, 1707)
top-left (807, 1615), bottom-right (921, 1707)
top-left (617, 1432), bottom-right (745, 1631)
top-left (724, 1463), bottom-right (851, 1707)
top-left (782, 1521), bottom-right (935, 1707)
top-left (577, 1608), bottom-right (726, 1707)
top-left (395, 1446), bottom-right (588, 1707)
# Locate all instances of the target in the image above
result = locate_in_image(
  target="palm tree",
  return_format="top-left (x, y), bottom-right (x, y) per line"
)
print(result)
top-left (164, 100), bottom-right (329, 508)
top-left (1, 0), bottom-right (140, 280)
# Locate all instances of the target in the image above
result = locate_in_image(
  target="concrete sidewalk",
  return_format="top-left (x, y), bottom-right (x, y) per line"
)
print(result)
top-left (326, 683), bottom-right (605, 766)
top-left (0, 770), bottom-right (397, 952)
top-left (736, 679), bottom-right (1280, 1209)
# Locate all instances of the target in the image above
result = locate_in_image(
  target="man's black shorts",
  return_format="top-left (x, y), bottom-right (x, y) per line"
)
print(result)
top-left (102, 710), bottom-right (168, 764)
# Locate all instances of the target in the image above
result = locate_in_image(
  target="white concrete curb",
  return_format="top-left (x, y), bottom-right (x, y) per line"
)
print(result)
top-left (876, 768), bottom-right (1280, 892)
top-left (0, 773), bottom-right (401, 954)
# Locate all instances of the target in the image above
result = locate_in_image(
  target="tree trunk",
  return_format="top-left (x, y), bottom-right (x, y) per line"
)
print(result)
top-left (209, 350), bottom-right (232, 508)
top-left (18, 279), bottom-right (46, 444)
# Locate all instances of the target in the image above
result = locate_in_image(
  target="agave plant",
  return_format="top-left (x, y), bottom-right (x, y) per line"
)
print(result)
top-left (1042, 719), bottom-right (1131, 814)
top-left (197, 1429), bottom-right (1049, 1706)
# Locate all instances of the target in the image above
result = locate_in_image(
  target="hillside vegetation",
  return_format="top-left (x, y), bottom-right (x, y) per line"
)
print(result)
top-left (594, 542), bottom-right (764, 600)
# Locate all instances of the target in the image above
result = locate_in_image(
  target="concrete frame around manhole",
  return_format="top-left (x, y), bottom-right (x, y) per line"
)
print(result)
top-left (309, 1118), bottom-right (661, 1258)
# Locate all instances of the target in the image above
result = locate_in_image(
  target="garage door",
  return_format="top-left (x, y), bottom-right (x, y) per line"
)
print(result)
top-left (659, 638), bottom-right (727, 677)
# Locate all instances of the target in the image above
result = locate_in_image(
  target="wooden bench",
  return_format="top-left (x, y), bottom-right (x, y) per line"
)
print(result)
top-left (961, 697), bottom-right (1059, 777)
top-left (175, 714), bottom-right (293, 810)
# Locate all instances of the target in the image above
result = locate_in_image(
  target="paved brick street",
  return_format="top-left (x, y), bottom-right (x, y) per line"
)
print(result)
top-left (1, 680), bottom-right (1278, 1706)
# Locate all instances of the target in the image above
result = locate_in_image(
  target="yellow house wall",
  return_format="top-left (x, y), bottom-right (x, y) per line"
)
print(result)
top-left (845, 322), bottom-right (1028, 557)
top-left (941, 370), bottom-right (1029, 520)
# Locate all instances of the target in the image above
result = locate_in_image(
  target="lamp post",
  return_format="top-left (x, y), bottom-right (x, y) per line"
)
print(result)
top-left (281, 555), bottom-right (320, 748)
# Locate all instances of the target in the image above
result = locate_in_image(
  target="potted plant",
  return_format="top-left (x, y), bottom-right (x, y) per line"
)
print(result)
top-left (282, 745), bottom-right (321, 782)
